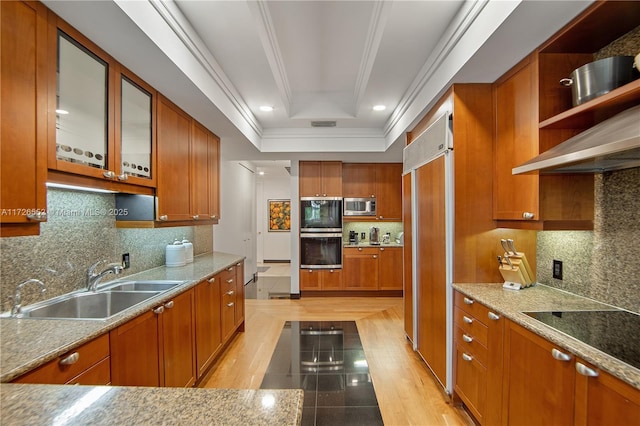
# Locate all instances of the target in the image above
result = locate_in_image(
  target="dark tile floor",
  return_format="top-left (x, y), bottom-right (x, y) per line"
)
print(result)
top-left (260, 321), bottom-right (383, 426)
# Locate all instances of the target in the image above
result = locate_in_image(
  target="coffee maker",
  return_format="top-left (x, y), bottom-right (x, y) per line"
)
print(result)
top-left (349, 230), bottom-right (358, 244)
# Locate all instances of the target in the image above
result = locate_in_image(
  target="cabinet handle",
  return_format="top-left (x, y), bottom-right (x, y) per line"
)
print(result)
top-left (26, 211), bottom-right (47, 221)
top-left (329, 269), bottom-right (334, 273)
top-left (193, 215), bottom-right (199, 220)
top-left (308, 269), bottom-right (313, 273)
top-left (117, 173), bottom-right (128, 181)
top-left (576, 362), bottom-right (599, 377)
top-left (462, 334), bottom-right (473, 343)
top-left (227, 302), bottom-right (234, 307)
top-left (322, 193), bottom-right (327, 197)
top-left (211, 215), bottom-right (218, 220)
top-left (462, 353), bottom-right (473, 362)
top-left (372, 255), bottom-right (377, 259)
top-left (226, 290), bottom-right (234, 296)
top-left (226, 279), bottom-right (234, 284)
top-left (488, 312), bottom-right (500, 320)
top-left (208, 277), bottom-right (216, 283)
top-left (379, 216), bottom-right (383, 219)
top-left (371, 195), bottom-right (375, 198)
top-left (522, 211), bottom-right (535, 220)
top-left (236, 263), bottom-right (242, 267)
top-left (227, 267), bottom-right (234, 272)
top-left (158, 215), bottom-right (168, 221)
top-left (462, 316), bottom-right (473, 324)
top-left (103, 170), bottom-right (116, 179)
top-left (380, 248), bottom-right (385, 251)
top-left (164, 300), bottom-right (174, 309)
top-left (551, 348), bottom-right (572, 362)
top-left (59, 352), bottom-right (80, 366)
top-left (153, 306), bottom-right (164, 314)
top-left (358, 247), bottom-right (363, 251)
top-left (463, 297), bottom-right (474, 305)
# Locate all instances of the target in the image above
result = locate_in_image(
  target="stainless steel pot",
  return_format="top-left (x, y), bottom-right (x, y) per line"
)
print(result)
top-left (560, 56), bottom-right (638, 106)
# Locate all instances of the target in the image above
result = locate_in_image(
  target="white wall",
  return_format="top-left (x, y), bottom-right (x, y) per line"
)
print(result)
top-left (257, 174), bottom-right (292, 262)
top-left (213, 160), bottom-right (257, 284)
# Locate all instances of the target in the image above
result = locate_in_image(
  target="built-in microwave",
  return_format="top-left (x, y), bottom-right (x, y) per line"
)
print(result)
top-left (343, 197), bottom-right (376, 216)
top-left (300, 197), bottom-right (342, 232)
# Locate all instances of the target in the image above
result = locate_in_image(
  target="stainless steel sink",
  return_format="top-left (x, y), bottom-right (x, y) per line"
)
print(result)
top-left (13, 291), bottom-right (159, 320)
top-left (102, 280), bottom-right (186, 292)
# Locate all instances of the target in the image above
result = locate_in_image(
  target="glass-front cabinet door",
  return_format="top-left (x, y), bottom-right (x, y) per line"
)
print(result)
top-left (49, 17), bottom-right (156, 188)
top-left (116, 70), bottom-right (156, 187)
top-left (50, 26), bottom-right (115, 180)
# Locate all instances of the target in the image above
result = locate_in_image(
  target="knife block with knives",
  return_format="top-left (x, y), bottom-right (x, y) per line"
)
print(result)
top-left (499, 239), bottom-right (535, 290)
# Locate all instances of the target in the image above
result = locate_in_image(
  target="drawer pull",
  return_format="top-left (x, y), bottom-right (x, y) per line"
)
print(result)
top-left (522, 211), bottom-right (535, 220)
top-left (59, 352), bottom-right (79, 366)
top-left (158, 215), bottom-right (168, 221)
top-left (236, 263), bottom-right (242, 267)
top-left (358, 247), bottom-right (363, 251)
top-left (462, 316), bottom-right (473, 324)
top-left (576, 362), bottom-right (599, 377)
top-left (227, 267), bottom-right (234, 272)
top-left (226, 279), bottom-right (234, 284)
top-left (226, 290), bottom-right (235, 296)
top-left (117, 173), bottom-right (128, 181)
top-left (103, 170), bottom-right (115, 179)
top-left (463, 297), bottom-right (474, 305)
top-left (26, 211), bottom-right (47, 221)
top-left (488, 312), bottom-right (500, 321)
top-left (227, 302), bottom-right (234, 307)
top-left (164, 300), bottom-right (174, 309)
top-left (153, 306), bottom-right (164, 315)
top-left (462, 353), bottom-right (473, 362)
top-left (551, 348), bottom-right (571, 362)
top-left (462, 334), bottom-right (473, 343)
top-left (372, 255), bottom-right (377, 259)
top-left (208, 277), bottom-right (216, 283)
top-left (210, 215), bottom-right (218, 220)
top-left (193, 215), bottom-right (199, 220)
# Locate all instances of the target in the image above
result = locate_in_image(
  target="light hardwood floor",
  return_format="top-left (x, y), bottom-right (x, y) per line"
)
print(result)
top-left (201, 297), bottom-right (474, 426)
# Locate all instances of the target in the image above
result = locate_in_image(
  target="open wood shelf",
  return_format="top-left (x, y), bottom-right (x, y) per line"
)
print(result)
top-left (539, 79), bottom-right (640, 130)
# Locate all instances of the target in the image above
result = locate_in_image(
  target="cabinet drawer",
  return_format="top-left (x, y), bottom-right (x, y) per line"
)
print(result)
top-left (14, 334), bottom-right (109, 384)
top-left (454, 306), bottom-right (488, 347)
top-left (454, 343), bottom-right (487, 422)
top-left (66, 356), bottom-right (111, 385)
top-left (455, 325), bottom-right (487, 367)
top-left (454, 292), bottom-right (490, 325)
top-left (343, 247), bottom-right (378, 255)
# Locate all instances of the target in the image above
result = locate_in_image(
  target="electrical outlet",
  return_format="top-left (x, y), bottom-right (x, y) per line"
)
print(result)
top-left (122, 253), bottom-right (130, 269)
top-left (553, 260), bottom-right (563, 280)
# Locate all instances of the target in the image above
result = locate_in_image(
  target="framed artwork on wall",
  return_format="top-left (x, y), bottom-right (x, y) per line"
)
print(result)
top-left (268, 199), bottom-right (291, 231)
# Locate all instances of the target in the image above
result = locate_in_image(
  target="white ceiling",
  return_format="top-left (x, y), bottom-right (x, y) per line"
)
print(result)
top-left (43, 0), bottom-right (593, 163)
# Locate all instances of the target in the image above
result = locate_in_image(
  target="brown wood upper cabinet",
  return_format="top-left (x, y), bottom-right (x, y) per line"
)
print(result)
top-left (493, 2), bottom-right (640, 230)
top-left (0, 1), bottom-right (48, 237)
top-left (156, 96), bottom-right (220, 223)
top-left (342, 163), bottom-right (402, 220)
top-left (299, 161), bottom-right (342, 197)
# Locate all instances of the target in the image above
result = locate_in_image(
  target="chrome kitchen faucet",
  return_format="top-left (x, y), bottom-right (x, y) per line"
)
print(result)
top-left (10, 279), bottom-right (46, 316)
top-left (86, 260), bottom-right (123, 291)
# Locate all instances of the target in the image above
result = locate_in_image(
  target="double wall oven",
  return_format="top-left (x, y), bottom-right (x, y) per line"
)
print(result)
top-left (300, 197), bottom-right (342, 269)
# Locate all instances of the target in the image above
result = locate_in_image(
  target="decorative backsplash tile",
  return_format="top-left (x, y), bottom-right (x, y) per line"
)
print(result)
top-left (537, 168), bottom-right (640, 313)
top-left (0, 188), bottom-right (213, 313)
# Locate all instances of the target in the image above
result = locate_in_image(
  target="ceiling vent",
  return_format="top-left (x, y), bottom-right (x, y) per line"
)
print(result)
top-left (311, 120), bottom-right (336, 128)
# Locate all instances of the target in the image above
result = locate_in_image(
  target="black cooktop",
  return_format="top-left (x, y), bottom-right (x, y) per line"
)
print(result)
top-left (524, 310), bottom-right (640, 370)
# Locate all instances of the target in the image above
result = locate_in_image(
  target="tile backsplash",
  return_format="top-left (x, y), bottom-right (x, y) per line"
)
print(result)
top-left (342, 222), bottom-right (404, 244)
top-left (537, 168), bottom-right (640, 313)
top-left (0, 188), bottom-right (213, 313)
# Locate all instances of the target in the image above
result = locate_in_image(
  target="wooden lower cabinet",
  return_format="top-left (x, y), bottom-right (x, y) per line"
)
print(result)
top-left (111, 289), bottom-right (195, 387)
top-left (378, 247), bottom-right (402, 290)
top-left (343, 247), bottom-right (378, 290)
top-left (194, 275), bottom-right (222, 379)
top-left (574, 358), bottom-right (640, 426)
top-left (234, 261), bottom-right (245, 328)
top-left (453, 291), bottom-right (503, 425)
top-left (13, 334), bottom-right (110, 385)
top-left (300, 268), bottom-right (343, 291)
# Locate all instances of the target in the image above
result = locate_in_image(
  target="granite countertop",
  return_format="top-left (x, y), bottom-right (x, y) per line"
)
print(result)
top-left (343, 242), bottom-right (403, 247)
top-left (0, 251), bottom-right (244, 383)
top-left (0, 384), bottom-right (303, 426)
top-left (453, 282), bottom-right (640, 390)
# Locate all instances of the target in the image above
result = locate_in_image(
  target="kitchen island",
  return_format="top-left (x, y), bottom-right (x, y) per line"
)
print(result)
top-left (0, 384), bottom-right (303, 425)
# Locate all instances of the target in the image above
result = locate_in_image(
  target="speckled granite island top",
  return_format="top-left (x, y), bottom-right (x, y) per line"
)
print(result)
top-left (0, 384), bottom-right (303, 426)
top-left (0, 252), bottom-right (244, 383)
top-left (453, 283), bottom-right (640, 390)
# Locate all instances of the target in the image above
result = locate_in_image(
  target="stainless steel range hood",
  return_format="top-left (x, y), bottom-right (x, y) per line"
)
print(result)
top-left (513, 105), bottom-right (640, 174)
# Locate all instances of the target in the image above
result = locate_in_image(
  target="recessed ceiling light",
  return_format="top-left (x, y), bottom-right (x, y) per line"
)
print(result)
top-left (373, 105), bottom-right (386, 111)
top-left (56, 109), bottom-right (69, 115)
top-left (258, 171), bottom-right (265, 175)
top-left (259, 105), bottom-right (274, 112)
